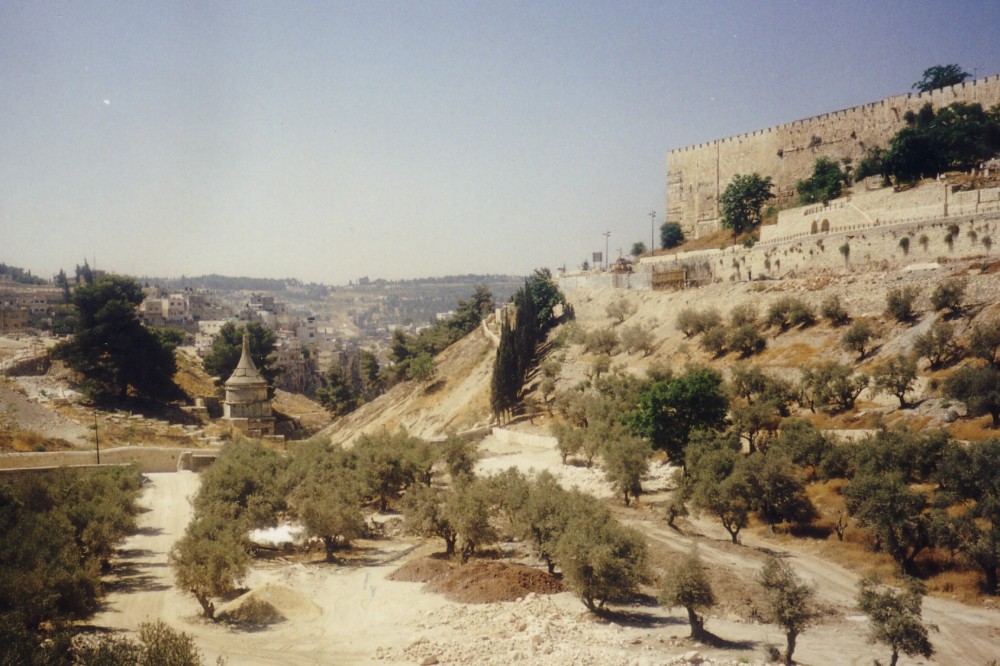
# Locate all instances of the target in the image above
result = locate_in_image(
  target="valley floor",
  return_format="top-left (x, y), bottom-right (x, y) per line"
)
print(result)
top-left (92, 433), bottom-right (1000, 665)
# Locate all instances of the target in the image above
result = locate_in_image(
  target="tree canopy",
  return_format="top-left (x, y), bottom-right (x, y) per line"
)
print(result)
top-left (719, 173), bottom-right (773, 236)
top-left (53, 275), bottom-right (180, 400)
top-left (796, 157), bottom-right (849, 205)
top-left (913, 64), bottom-right (970, 92)
top-left (202, 321), bottom-right (278, 386)
top-left (660, 222), bottom-right (685, 249)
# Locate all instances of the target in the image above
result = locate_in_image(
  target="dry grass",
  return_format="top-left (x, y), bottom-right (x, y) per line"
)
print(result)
top-left (947, 416), bottom-right (998, 441)
top-left (0, 430), bottom-right (74, 452)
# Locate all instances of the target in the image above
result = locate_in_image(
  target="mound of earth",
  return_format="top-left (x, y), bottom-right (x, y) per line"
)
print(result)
top-left (388, 555), bottom-right (453, 583)
top-left (217, 583), bottom-right (322, 623)
top-left (392, 557), bottom-right (563, 603)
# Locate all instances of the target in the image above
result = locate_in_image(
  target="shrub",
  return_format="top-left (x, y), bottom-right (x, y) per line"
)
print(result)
top-left (676, 308), bottom-right (723, 338)
top-left (583, 328), bottom-right (620, 355)
top-left (842, 320), bottom-right (877, 359)
top-left (820, 294), bottom-right (850, 325)
top-left (605, 298), bottom-right (636, 324)
top-left (620, 323), bottom-right (654, 356)
top-left (899, 236), bottom-right (911, 254)
top-left (885, 285), bottom-right (920, 323)
top-left (728, 324), bottom-right (766, 357)
top-left (800, 362), bottom-right (869, 413)
top-left (914, 320), bottom-right (959, 368)
top-left (929, 278), bottom-right (966, 314)
top-left (918, 234), bottom-right (930, 251)
top-left (700, 325), bottom-right (729, 357)
top-left (944, 365), bottom-right (1000, 428)
top-left (729, 302), bottom-right (758, 328)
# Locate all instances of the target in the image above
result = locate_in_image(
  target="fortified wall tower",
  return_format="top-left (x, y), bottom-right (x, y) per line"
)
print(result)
top-left (667, 75), bottom-right (1000, 239)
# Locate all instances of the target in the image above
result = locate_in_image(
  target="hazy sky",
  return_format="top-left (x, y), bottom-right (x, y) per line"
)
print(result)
top-left (2, 1), bottom-right (998, 285)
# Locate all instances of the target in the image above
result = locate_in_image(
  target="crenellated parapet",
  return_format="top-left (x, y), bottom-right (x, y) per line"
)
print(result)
top-left (666, 75), bottom-right (1000, 239)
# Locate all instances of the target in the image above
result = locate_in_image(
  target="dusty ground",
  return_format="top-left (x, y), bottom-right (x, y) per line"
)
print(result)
top-left (91, 433), bottom-right (1000, 665)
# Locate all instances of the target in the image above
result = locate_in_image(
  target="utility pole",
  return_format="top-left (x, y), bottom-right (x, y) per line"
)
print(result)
top-left (649, 210), bottom-right (656, 256)
top-left (94, 412), bottom-right (100, 465)
top-left (603, 231), bottom-right (611, 271)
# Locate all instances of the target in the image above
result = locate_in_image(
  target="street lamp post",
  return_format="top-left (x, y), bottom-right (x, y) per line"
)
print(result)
top-left (649, 210), bottom-right (656, 256)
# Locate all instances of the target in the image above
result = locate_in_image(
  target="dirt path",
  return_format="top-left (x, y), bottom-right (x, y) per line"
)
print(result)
top-left (626, 510), bottom-right (1000, 665)
top-left (94, 456), bottom-right (1000, 665)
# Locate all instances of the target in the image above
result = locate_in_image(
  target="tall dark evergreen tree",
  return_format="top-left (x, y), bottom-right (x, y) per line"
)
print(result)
top-left (53, 275), bottom-right (179, 400)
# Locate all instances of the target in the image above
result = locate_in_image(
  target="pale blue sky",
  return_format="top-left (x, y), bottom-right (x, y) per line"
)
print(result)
top-left (2, 1), bottom-right (998, 284)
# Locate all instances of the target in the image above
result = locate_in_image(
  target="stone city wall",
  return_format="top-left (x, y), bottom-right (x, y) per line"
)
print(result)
top-left (561, 183), bottom-right (1000, 293)
top-left (666, 75), bottom-right (1000, 238)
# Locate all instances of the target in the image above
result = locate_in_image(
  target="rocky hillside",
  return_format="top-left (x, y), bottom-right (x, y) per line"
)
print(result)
top-left (322, 253), bottom-right (1000, 444)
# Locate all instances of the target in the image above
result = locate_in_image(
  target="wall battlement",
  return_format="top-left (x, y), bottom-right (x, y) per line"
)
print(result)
top-left (666, 75), bottom-right (1000, 238)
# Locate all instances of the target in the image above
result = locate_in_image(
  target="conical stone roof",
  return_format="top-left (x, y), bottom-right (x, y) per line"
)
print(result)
top-left (225, 333), bottom-right (267, 387)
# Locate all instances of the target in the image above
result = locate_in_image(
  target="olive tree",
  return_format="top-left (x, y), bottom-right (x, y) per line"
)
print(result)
top-left (857, 574), bottom-right (934, 666)
top-left (758, 557), bottom-right (817, 666)
top-left (169, 513), bottom-right (251, 620)
top-left (658, 550), bottom-right (715, 640)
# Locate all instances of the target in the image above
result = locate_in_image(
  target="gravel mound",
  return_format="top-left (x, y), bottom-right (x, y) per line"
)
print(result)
top-left (217, 583), bottom-right (322, 623)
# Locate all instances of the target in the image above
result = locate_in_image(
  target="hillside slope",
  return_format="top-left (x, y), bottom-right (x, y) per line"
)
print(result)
top-left (320, 254), bottom-right (1000, 446)
top-left (320, 323), bottom-right (498, 446)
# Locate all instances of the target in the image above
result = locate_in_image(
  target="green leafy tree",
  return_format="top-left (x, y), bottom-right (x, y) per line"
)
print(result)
top-left (658, 550), bottom-right (715, 640)
top-left (796, 157), bottom-right (848, 205)
top-left (660, 221), bottom-right (685, 249)
top-left (758, 557), bottom-right (817, 666)
top-left (406, 351), bottom-right (437, 383)
top-left (820, 294), bottom-right (850, 325)
top-left (601, 434), bottom-right (652, 506)
top-left (446, 479), bottom-right (498, 563)
top-left (857, 574), bottom-right (934, 666)
top-left (968, 318), bottom-right (1000, 366)
top-left (719, 173), bottom-right (774, 236)
top-left (52, 275), bottom-right (179, 400)
top-left (914, 319), bottom-right (959, 369)
top-left (295, 466), bottom-right (365, 560)
top-left (354, 429), bottom-right (421, 512)
top-left (944, 365), bottom-right (1000, 427)
top-left (913, 63), bottom-right (970, 92)
top-left (514, 473), bottom-right (574, 574)
top-left (627, 367), bottom-right (728, 464)
top-left (202, 321), bottom-right (277, 386)
top-left (841, 319), bottom-right (877, 359)
top-left (741, 453), bottom-right (815, 529)
top-left (630, 241), bottom-right (647, 257)
top-left (688, 442), bottom-right (751, 543)
top-left (75, 620), bottom-right (204, 666)
top-left (885, 285), bottom-right (920, 323)
top-left (441, 432), bottom-right (478, 481)
top-left (800, 362), bottom-right (869, 413)
top-left (169, 512), bottom-right (251, 619)
top-left (844, 472), bottom-right (932, 574)
top-left (930, 278), bottom-right (966, 315)
top-left (402, 483), bottom-right (458, 556)
top-left (554, 498), bottom-right (649, 611)
top-left (872, 353), bottom-right (919, 408)
top-left (317, 362), bottom-right (361, 417)
top-left (194, 439), bottom-right (288, 529)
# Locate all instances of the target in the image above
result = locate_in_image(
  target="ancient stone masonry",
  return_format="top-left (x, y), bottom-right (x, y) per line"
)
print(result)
top-left (667, 75), bottom-right (1000, 238)
top-left (222, 334), bottom-right (275, 437)
top-left (636, 182), bottom-right (1000, 287)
